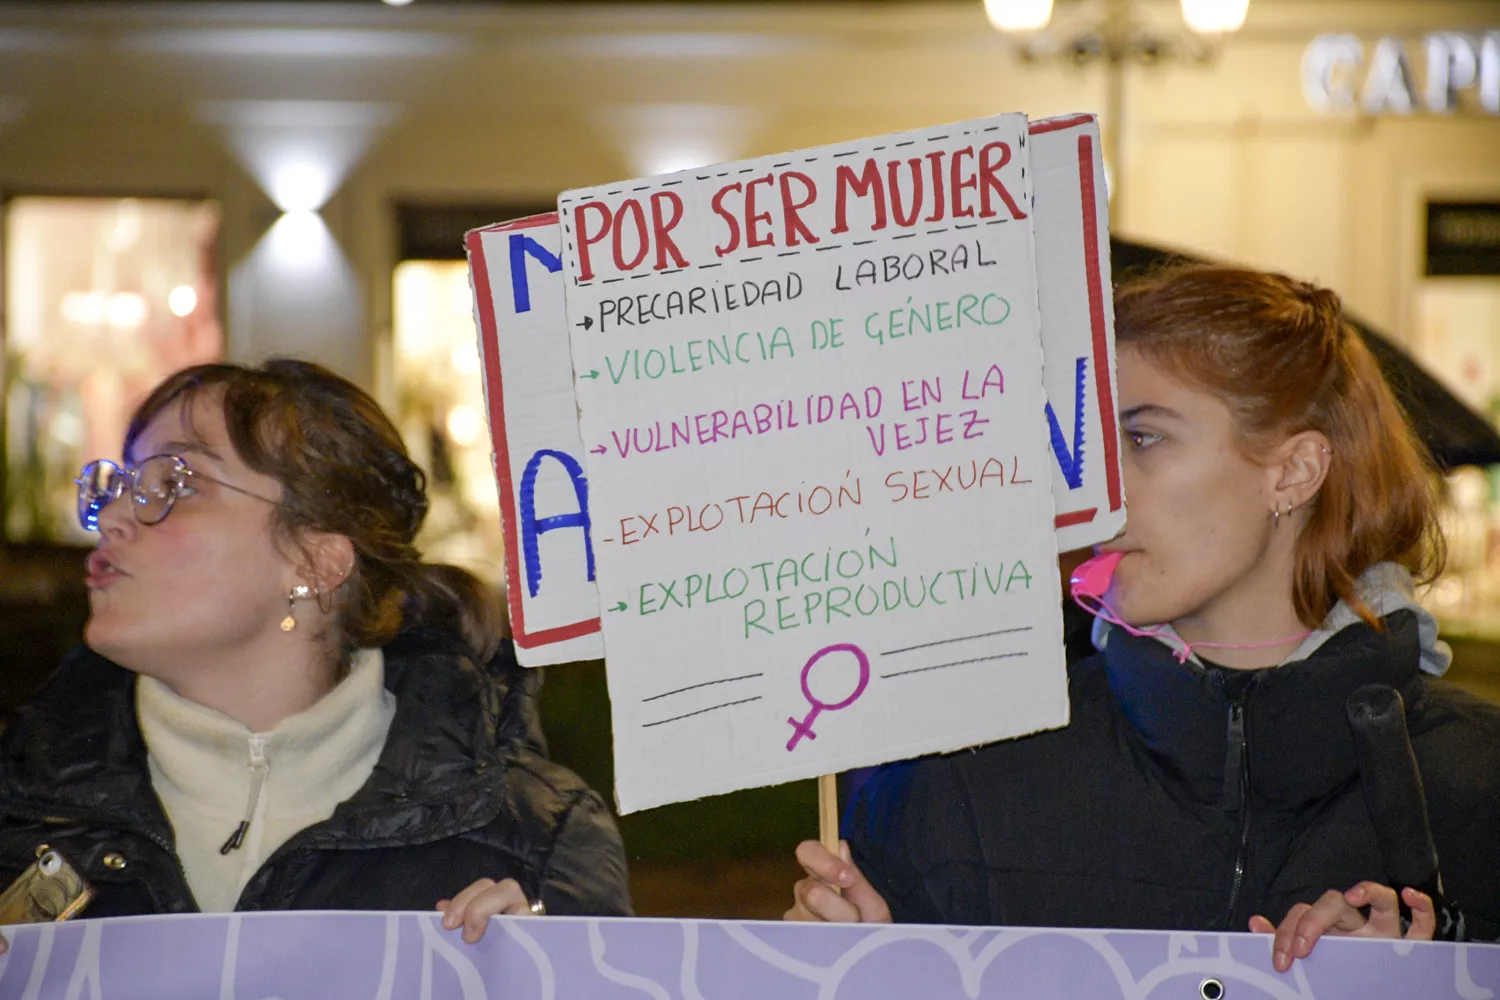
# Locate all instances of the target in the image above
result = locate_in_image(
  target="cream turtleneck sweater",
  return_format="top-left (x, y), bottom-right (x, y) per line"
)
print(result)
top-left (136, 649), bottom-right (397, 913)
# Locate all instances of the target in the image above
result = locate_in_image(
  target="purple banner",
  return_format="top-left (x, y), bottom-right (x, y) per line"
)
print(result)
top-left (1, 912), bottom-right (1496, 999)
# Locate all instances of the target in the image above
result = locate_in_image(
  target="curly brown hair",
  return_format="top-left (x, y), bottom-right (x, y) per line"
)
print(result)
top-left (125, 359), bottom-right (507, 666)
top-left (1114, 264), bottom-right (1446, 628)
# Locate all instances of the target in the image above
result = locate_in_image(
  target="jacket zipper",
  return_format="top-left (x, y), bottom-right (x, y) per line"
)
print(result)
top-left (1221, 689), bottom-right (1252, 929)
top-left (220, 734), bottom-right (269, 854)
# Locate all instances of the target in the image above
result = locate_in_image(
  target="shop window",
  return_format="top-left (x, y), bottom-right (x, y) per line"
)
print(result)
top-left (3, 197), bottom-right (223, 544)
top-left (391, 260), bottom-right (506, 584)
top-left (391, 203), bottom-right (549, 588)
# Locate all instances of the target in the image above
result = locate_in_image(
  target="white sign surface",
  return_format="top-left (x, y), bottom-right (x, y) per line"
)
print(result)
top-left (467, 215), bottom-right (604, 665)
top-left (1029, 115), bottom-right (1125, 550)
top-left (559, 113), bottom-right (1069, 812)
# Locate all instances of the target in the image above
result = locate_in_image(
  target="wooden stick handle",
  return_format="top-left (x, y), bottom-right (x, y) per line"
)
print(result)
top-left (818, 773), bottom-right (840, 855)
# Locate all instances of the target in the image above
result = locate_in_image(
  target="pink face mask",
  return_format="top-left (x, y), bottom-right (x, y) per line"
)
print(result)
top-left (1069, 551), bottom-right (1311, 665)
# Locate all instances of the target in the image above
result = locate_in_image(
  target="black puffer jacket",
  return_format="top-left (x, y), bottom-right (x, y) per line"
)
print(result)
top-left (847, 611), bottom-right (1500, 936)
top-left (0, 630), bottom-right (631, 917)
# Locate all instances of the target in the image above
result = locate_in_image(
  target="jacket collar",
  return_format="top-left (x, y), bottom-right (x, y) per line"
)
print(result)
top-left (0, 630), bottom-right (542, 849)
top-left (1101, 610), bottom-right (1423, 810)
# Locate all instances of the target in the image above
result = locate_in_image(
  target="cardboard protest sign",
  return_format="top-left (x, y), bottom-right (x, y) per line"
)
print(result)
top-left (558, 112), bottom-right (1069, 812)
top-left (1028, 114), bottom-right (1125, 551)
top-left (466, 116), bottom-right (1122, 668)
top-left (467, 214), bottom-right (604, 665)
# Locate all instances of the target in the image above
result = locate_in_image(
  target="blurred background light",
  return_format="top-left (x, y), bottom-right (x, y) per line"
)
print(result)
top-left (983, 0), bottom-right (1053, 33)
top-left (168, 285), bottom-right (198, 318)
top-left (1181, 0), bottom-right (1251, 35)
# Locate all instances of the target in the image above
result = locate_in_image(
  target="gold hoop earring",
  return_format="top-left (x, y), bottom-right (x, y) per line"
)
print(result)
top-left (315, 583), bottom-right (335, 615)
top-left (281, 584), bottom-right (313, 632)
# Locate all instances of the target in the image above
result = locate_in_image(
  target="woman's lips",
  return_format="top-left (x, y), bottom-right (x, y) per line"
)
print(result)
top-left (85, 550), bottom-right (128, 589)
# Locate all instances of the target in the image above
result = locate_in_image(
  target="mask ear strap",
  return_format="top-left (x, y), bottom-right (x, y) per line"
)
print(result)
top-left (1073, 593), bottom-right (1193, 663)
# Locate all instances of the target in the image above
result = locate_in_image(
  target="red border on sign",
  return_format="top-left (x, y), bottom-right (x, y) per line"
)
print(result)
top-left (1028, 113), bottom-right (1095, 136)
top-left (466, 212), bottom-right (603, 649)
top-left (1029, 115), bottom-right (1124, 527)
top-left (1076, 134), bottom-right (1122, 512)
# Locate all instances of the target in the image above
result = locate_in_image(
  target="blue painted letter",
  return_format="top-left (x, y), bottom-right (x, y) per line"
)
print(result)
top-left (1045, 356), bottom-right (1088, 490)
top-left (519, 449), bottom-right (594, 598)
top-left (509, 233), bottom-right (563, 314)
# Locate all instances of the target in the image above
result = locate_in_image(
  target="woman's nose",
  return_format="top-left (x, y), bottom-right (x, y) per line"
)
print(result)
top-left (94, 490), bottom-right (137, 540)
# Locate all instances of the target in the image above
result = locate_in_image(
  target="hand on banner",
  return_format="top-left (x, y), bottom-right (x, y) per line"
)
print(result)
top-left (785, 839), bottom-right (891, 924)
top-left (1249, 882), bottom-right (1436, 972)
top-left (437, 877), bottom-right (539, 943)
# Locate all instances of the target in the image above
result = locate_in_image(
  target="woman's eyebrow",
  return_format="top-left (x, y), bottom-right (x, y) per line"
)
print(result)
top-left (1120, 404), bottom-right (1184, 422)
top-left (156, 440), bottom-right (226, 463)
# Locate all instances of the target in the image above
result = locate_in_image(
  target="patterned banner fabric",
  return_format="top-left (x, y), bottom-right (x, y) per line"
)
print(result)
top-left (2, 912), bottom-right (1497, 999)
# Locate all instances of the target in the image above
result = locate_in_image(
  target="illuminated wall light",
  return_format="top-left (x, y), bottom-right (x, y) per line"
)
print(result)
top-left (382, 0), bottom-right (416, 6)
top-left (168, 285), bottom-right (198, 318)
top-left (1180, 0), bottom-right (1250, 36)
top-left (267, 160), bottom-right (335, 214)
top-left (446, 404), bottom-right (484, 447)
top-left (983, 0), bottom-right (1053, 33)
top-left (265, 210), bottom-right (332, 268)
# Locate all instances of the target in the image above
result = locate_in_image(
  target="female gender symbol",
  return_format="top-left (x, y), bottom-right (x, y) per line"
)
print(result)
top-left (785, 643), bottom-right (870, 752)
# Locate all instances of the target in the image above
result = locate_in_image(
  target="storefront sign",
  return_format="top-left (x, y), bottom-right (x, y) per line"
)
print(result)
top-left (4, 910), bottom-right (1498, 999)
top-left (1303, 32), bottom-right (1500, 115)
top-left (1428, 201), bottom-right (1500, 276)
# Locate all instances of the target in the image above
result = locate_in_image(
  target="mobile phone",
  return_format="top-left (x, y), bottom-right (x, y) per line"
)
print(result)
top-left (0, 849), bottom-right (94, 924)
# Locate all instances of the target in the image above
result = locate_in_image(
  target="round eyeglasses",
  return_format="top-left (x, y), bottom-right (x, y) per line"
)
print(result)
top-left (75, 454), bottom-right (282, 531)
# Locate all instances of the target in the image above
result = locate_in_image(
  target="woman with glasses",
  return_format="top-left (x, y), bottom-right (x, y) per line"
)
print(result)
top-left (0, 360), bottom-right (629, 952)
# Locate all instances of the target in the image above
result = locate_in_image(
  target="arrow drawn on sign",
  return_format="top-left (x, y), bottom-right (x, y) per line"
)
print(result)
top-left (590, 445), bottom-right (607, 455)
top-left (577, 316), bottom-right (594, 330)
top-left (609, 601), bottom-right (627, 612)
top-left (580, 369), bottom-right (600, 379)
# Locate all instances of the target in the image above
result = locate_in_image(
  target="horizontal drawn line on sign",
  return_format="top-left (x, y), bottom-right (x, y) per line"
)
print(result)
top-left (642, 672), bottom-right (766, 703)
top-left (741, 256), bottom-right (762, 263)
top-left (773, 162), bottom-right (791, 168)
top-left (642, 696), bottom-right (763, 728)
top-left (854, 240), bottom-right (875, 246)
top-left (892, 233), bottom-right (917, 240)
top-left (814, 245), bottom-right (843, 252)
top-left (662, 180), bottom-right (683, 186)
top-left (955, 224), bottom-right (977, 230)
top-left (881, 653), bottom-right (1028, 680)
top-left (778, 251), bottom-right (800, 257)
top-left (633, 185), bottom-right (650, 191)
top-left (607, 190), bottom-right (623, 196)
top-left (927, 228), bottom-right (949, 235)
top-left (603, 278), bottom-right (625, 284)
top-left (895, 140), bottom-right (915, 147)
top-left (834, 150), bottom-right (860, 158)
top-left (928, 134), bottom-right (950, 141)
top-left (883, 627), bottom-right (1033, 656)
top-left (699, 263), bottom-right (723, 269)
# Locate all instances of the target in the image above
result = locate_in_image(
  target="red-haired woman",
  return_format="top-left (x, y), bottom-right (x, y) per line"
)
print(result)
top-left (786, 265), bottom-right (1500, 966)
top-left (0, 361), bottom-right (628, 953)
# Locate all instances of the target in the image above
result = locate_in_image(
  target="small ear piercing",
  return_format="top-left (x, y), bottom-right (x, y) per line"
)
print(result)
top-left (281, 584), bottom-right (314, 632)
